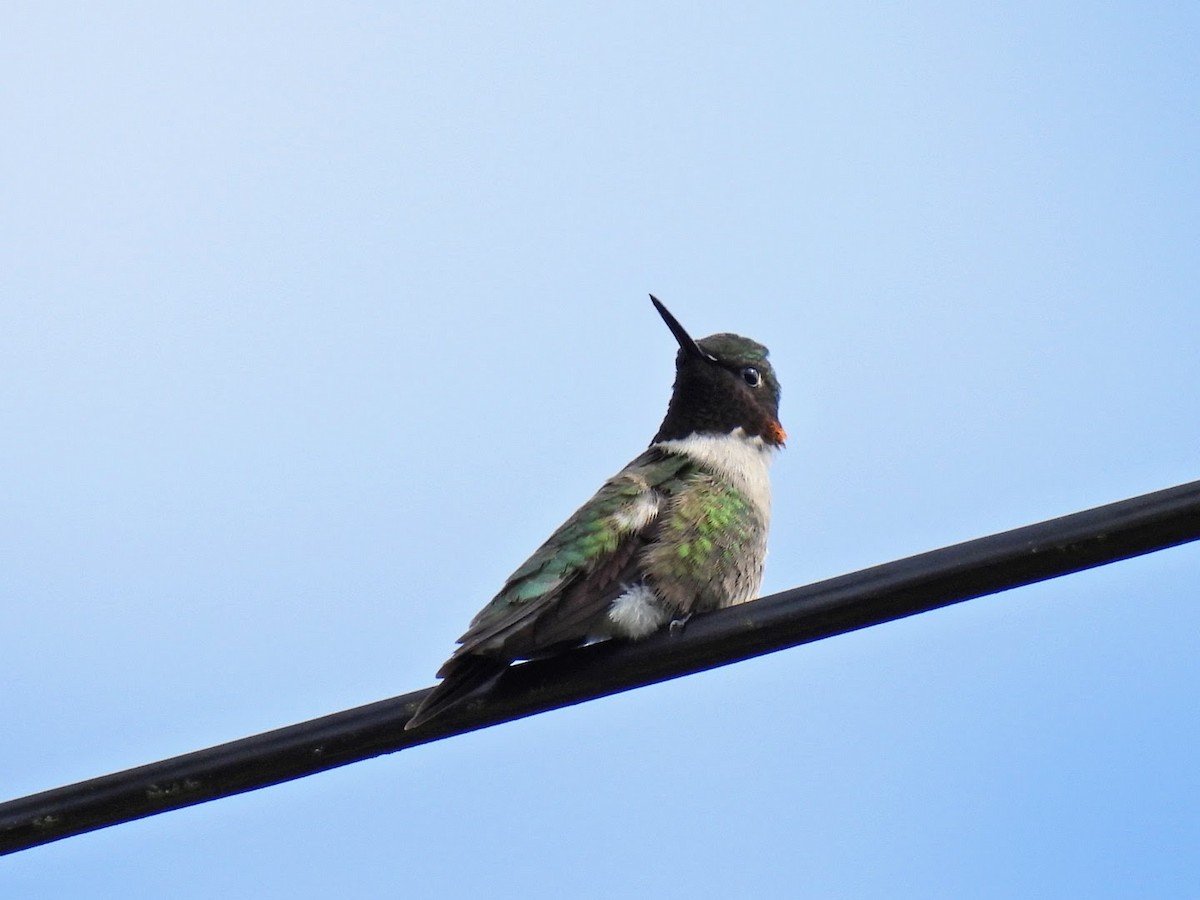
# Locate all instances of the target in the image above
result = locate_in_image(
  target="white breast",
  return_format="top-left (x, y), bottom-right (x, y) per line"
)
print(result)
top-left (653, 428), bottom-right (775, 518)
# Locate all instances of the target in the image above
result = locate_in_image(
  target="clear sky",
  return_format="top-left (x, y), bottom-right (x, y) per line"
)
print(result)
top-left (3, 4), bottom-right (1198, 898)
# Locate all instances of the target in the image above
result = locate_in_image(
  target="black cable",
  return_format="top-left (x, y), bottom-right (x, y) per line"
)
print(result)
top-left (3, 478), bottom-right (1199, 855)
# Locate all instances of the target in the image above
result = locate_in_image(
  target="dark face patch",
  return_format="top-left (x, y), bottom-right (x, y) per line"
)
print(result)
top-left (652, 332), bottom-right (784, 445)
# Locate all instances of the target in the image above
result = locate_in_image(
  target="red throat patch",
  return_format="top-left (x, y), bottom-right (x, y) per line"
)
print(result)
top-left (765, 419), bottom-right (787, 447)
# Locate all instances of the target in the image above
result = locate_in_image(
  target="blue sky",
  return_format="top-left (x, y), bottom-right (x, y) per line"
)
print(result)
top-left (2, 3), bottom-right (1198, 897)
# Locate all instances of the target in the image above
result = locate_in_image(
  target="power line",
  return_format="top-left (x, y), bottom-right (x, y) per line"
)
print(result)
top-left (2, 478), bottom-right (1199, 855)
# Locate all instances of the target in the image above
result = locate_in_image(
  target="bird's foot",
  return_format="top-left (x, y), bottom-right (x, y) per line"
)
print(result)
top-left (669, 614), bottom-right (693, 635)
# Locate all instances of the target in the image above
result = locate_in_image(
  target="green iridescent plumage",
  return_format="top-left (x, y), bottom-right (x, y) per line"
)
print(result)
top-left (643, 471), bottom-right (767, 615)
top-left (661, 477), bottom-right (753, 568)
top-left (442, 450), bottom-right (692, 667)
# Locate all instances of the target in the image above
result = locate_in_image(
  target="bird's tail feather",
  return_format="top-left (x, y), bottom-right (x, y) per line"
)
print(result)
top-left (405, 656), bottom-right (508, 731)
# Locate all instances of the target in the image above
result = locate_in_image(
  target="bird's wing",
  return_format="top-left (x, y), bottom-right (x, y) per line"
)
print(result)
top-left (437, 448), bottom-right (692, 674)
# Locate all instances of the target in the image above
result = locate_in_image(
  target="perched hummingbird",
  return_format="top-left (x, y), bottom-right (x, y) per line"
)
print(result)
top-left (406, 295), bottom-right (785, 730)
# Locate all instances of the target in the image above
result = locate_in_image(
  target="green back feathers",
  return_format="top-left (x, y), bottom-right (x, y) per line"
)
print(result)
top-left (464, 450), bottom-right (691, 632)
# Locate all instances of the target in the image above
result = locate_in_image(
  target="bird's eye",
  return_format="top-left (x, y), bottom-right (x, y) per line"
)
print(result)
top-left (741, 366), bottom-right (762, 388)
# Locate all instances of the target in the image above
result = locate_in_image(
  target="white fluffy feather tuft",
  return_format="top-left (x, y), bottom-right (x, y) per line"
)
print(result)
top-left (607, 583), bottom-right (670, 639)
top-left (611, 492), bottom-right (660, 532)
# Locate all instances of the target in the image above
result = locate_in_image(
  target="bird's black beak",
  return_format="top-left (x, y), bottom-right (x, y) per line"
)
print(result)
top-left (650, 294), bottom-right (706, 360)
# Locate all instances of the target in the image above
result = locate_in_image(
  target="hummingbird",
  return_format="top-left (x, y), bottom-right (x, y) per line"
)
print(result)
top-left (405, 295), bottom-right (785, 730)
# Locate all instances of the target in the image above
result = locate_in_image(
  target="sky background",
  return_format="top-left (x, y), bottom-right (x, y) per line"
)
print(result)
top-left (3, 3), bottom-right (1199, 897)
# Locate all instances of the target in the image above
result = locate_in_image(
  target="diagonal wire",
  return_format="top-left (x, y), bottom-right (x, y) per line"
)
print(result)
top-left (2, 478), bottom-right (1199, 855)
